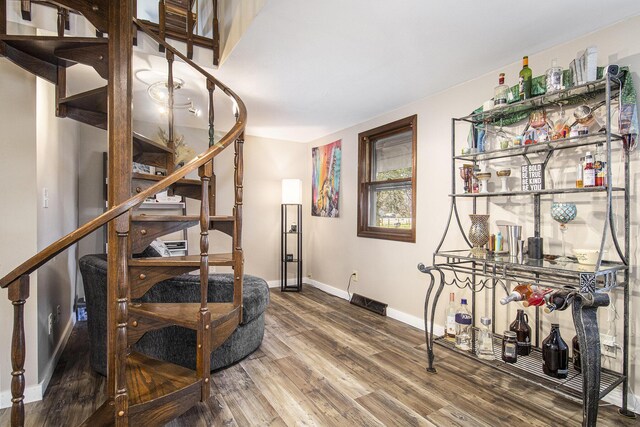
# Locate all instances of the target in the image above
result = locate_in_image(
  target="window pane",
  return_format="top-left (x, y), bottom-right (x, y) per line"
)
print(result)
top-left (368, 183), bottom-right (412, 229)
top-left (373, 130), bottom-right (412, 180)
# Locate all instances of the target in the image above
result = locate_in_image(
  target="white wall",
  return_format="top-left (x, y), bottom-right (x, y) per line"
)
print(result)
top-left (133, 120), bottom-right (307, 281)
top-left (35, 77), bottom-right (80, 388)
top-left (305, 16), bottom-right (640, 408)
top-left (0, 47), bottom-right (39, 406)
top-left (0, 22), bottom-right (82, 406)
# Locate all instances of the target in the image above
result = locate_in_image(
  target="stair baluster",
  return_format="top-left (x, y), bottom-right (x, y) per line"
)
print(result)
top-left (207, 78), bottom-right (216, 213)
top-left (197, 160), bottom-right (212, 399)
top-left (233, 131), bottom-right (244, 318)
top-left (166, 49), bottom-right (176, 173)
top-left (8, 276), bottom-right (29, 427)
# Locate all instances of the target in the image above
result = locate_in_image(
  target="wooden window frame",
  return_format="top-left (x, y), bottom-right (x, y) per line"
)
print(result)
top-left (357, 115), bottom-right (417, 243)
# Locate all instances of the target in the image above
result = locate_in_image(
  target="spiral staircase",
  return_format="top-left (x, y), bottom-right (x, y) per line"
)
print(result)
top-left (0, 1), bottom-right (246, 425)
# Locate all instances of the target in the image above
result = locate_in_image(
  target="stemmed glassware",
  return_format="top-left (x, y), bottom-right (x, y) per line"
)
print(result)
top-left (550, 202), bottom-right (577, 262)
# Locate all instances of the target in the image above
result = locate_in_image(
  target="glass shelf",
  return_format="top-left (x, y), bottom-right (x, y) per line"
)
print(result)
top-left (434, 332), bottom-right (624, 402)
top-left (434, 250), bottom-right (627, 287)
top-left (459, 78), bottom-right (620, 123)
top-left (451, 186), bottom-right (625, 198)
top-left (454, 133), bottom-right (623, 162)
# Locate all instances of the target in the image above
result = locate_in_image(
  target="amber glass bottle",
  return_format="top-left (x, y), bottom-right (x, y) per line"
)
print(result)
top-left (542, 324), bottom-right (569, 378)
top-left (509, 309), bottom-right (532, 356)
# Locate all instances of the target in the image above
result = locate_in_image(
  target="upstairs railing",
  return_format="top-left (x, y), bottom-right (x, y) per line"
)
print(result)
top-left (0, 11), bottom-right (246, 425)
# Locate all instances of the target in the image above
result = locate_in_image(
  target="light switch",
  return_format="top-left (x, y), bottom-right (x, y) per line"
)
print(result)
top-left (43, 187), bottom-right (49, 208)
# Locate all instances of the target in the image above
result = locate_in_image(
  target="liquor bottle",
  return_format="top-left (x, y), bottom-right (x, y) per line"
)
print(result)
top-left (522, 288), bottom-right (553, 307)
top-left (500, 283), bottom-right (533, 305)
top-left (509, 309), bottom-right (532, 356)
top-left (496, 231), bottom-right (503, 252)
top-left (445, 292), bottom-right (456, 341)
top-left (576, 157), bottom-right (584, 188)
top-left (542, 324), bottom-right (569, 378)
top-left (455, 298), bottom-right (472, 351)
top-left (594, 143), bottom-right (607, 187)
top-left (477, 317), bottom-right (495, 360)
top-left (583, 151), bottom-right (595, 187)
top-left (543, 289), bottom-right (573, 313)
top-left (572, 335), bottom-right (581, 372)
top-left (494, 73), bottom-right (509, 107)
top-left (545, 58), bottom-right (563, 93)
top-left (519, 56), bottom-right (532, 100)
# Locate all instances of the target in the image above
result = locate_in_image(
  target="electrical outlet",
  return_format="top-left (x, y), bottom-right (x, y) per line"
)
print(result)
top-left (56, 305), bottom-right (61, 323)
top-left (307, 273), bottom-right (312, 279)
top-left (352, 270), bottom-right (359, 282)
top-left (601, 334), bottom-right (617, 358)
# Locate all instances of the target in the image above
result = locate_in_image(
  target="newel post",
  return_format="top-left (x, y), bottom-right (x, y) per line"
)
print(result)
top-left (8, 275), bottom-right (29, 427)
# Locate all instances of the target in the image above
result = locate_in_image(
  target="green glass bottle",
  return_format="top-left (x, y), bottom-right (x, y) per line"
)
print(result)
top-left (519, 56), bottom-right (532, 100)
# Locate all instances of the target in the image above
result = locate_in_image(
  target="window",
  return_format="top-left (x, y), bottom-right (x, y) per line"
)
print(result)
top-left (357, 115), bottom-right (416, 242)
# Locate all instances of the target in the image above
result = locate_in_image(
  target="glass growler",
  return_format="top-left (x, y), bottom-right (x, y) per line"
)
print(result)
top-left (509, 309), bottom-right (532, 356)
top-left (542, 324), bottom-right (569, 379)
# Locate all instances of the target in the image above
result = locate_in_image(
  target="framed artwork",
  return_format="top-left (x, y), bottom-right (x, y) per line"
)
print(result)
top-left (312, 140), bottom-right (341, 217)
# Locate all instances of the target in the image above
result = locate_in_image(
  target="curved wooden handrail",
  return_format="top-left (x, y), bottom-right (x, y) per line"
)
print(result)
top-left (0, 19), bottom-right (247, 289)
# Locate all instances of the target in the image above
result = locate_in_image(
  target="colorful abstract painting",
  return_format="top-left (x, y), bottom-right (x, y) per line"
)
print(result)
top-left (312, 140), bottom-right (341, 217)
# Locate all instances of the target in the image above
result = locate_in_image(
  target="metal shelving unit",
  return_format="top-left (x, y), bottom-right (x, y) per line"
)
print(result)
top-left (281, 203), bottom-right (302, 292)
top-left (418, 72), bottom-right (634, 426)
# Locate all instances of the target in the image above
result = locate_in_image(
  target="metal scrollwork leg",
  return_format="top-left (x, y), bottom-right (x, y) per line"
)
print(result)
top-left (419, 264), bottom-right (445, 373)
top-left (573, 291), bottom-right (610, 427)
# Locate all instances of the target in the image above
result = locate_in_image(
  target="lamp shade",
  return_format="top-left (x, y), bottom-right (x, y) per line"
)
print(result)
top-left (282, 179), bottom-right (302, 204)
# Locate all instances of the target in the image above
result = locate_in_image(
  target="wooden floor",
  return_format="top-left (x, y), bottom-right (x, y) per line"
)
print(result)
top-left (1, 286), bottom-right (636, 426)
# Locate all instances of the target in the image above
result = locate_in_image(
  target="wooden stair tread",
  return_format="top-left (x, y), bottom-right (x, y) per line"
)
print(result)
top-left (133, 172), bottom-right (200, 186)
top-left (130, 302), bottom-right (239, 329)
top-left (58, 86), bottom-right (107, 113)
top-left (132, 214), bottom-right (234, 222)
top-left (129, 253), bottom-right (234, 267)
top-left (0, 35), bottom-right (107, 68)
top-left (79, 352), bottom-right (200, 425)
top-left (133, 132), bottom-right (173, 154)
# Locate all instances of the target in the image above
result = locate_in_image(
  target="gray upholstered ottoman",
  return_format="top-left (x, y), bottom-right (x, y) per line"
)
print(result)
top-left (79, 254), bottom-right (269, 374)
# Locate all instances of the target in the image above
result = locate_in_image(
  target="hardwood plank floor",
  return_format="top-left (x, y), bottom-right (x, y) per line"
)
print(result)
top-left (0, 286), bottom-right (636, 426)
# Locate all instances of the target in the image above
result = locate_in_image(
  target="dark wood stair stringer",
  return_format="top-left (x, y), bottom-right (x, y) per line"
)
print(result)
top-left (79, 351), bottom-right (202, 427)
top-left (130, 215), bottom-right (235, 253)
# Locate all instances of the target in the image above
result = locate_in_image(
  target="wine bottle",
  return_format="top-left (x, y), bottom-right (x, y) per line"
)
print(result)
top-left (500, 283), bottom-right (533, 305)
top-left (519, 56), bottom-right (532, 100)
top-left (544, 289), bottom-right (573, 313)
top-left (523, 288), bottom-right (553, 307)
top-left (494, 73), bottom-right (509, 107)
top-left (445, 292), bottom-right (456, 341)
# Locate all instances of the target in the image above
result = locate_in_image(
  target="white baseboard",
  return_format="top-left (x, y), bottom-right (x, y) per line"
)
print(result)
top-left (303, 278), bottom-right (445, 336)
top-left (0, 314), bottom-right (76, 409)
top-left (267, 279), bottom-right (303, 288)
top-left (40, 315), bottom-right (76, 393)
top-left (302, 278), bottom-right (638, 414)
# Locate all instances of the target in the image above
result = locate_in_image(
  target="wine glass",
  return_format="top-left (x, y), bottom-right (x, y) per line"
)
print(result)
top-left (550, 202), bottom-right (577, 262)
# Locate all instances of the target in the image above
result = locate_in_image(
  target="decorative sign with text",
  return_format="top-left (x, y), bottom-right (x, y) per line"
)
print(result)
top-left (521, 163), bottom-right (545, 191)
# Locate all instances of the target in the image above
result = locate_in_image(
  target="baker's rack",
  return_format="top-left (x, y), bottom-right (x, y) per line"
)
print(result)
top-left (418, 70), bottom-right (635, 426)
